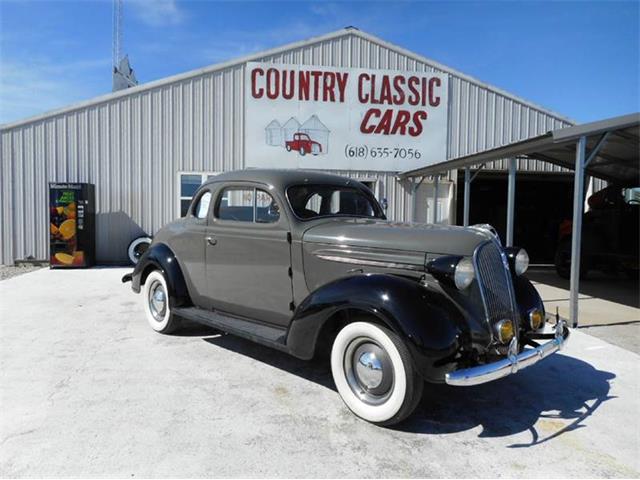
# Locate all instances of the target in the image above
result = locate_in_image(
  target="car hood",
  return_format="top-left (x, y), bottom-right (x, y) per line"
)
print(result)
top-left (302, 218), bottom-right (493, 257)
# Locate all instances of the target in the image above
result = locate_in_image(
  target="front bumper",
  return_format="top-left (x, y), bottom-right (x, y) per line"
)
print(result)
top-left (445, 320), bottom-right (569, 386)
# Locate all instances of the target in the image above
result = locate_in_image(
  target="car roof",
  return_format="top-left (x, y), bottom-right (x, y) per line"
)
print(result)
top-left (202, 169), bottom-right (365, 191)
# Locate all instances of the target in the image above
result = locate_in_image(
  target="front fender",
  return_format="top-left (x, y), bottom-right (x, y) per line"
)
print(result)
top-left (513, 275), bottom-right (545, 329)
top-left (286, 273), bottom-right (467, 382)
top-left (128, 242), bottom-right (190, 307)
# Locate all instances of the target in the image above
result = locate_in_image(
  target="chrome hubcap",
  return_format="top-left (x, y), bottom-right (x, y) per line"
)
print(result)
top-left (355, 347), bottom-right (384, 389)
top-left (344, 339), bottom-right (394, 405)
top-left (148, 281), bottom-right (166, 322)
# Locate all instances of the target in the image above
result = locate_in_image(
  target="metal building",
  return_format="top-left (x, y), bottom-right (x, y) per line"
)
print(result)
top-left (1, 28), bottom-right (576, 265)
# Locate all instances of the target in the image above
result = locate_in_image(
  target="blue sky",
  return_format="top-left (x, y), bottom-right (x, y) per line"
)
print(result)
top-left (1, 0), bottom-right (638, 125)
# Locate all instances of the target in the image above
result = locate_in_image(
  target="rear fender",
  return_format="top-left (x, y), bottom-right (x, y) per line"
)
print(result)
top-left (130, 242), bottom-right (190, 307)
top-left (286, 273), bottom-right (466, 382)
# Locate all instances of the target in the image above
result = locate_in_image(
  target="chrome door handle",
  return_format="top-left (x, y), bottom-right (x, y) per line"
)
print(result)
top-left (206, 236), bottom-right (217, 246)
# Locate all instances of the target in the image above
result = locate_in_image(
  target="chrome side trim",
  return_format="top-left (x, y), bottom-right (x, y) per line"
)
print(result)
top-left (314, 252), bottom-right (424, 271)
top-left (312, 245), bottom-right (425, 272)
top-left (445, 320), bottom-right (569, 386)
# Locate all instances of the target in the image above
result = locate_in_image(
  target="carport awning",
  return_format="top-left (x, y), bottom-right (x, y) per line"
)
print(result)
top-left (400, 112), bottom-right (640, 186)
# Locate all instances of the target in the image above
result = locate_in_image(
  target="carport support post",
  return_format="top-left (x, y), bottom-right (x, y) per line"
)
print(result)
top-left (432, 175), bottom-right (439, 224)
top-left (410, 176), bottom-right (425, 222)
top-left (569, 136), bottom-right (587, 328)
top-left (463, 167), bottom-right (470, 226)
top-left (506, 158), bottom-right (516, 247)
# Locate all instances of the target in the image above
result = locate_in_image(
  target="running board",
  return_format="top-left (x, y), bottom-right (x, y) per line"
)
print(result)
top-left (173, 306), bottom-right (289, 353)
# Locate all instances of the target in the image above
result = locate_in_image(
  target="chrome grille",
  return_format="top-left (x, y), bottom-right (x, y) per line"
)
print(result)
top-left (474, 241), bottom-right (517, 328)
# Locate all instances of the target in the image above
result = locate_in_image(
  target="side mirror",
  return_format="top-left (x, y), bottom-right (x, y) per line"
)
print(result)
top-left (381, 198), bottom-right (388, 210)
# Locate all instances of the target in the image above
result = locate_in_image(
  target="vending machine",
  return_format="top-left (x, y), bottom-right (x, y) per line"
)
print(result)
top-left (49, 183), bottom-right (95, 268)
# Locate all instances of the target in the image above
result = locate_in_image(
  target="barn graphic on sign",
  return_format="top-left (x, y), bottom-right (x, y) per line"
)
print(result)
top-left (264, 115), bottom-right (331, 156)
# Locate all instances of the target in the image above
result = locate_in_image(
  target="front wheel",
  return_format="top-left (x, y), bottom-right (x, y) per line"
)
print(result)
top-left (331, 321), bottom-right (423, 426)
top-left (142, 270), bottom-right (181, 334)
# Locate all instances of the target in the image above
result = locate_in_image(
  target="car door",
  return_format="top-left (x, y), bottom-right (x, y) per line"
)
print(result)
top-left (169, 188), bottom-right (212, 308)
top-left (205, 184), bottom-right (293, 327)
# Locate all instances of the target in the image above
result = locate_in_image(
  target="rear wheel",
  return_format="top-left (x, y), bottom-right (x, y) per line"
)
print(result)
top-left (330, 321), bottom-right (423, 426)
top-left (142, 270), bottom-right (181, 334)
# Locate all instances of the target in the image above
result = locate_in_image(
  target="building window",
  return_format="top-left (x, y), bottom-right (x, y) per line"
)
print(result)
top-left (178, 172), bottom-right (220, 217)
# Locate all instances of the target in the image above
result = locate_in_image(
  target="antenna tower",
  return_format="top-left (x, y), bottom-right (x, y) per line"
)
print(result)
top-left (112, 0), bottom-right (138, 92)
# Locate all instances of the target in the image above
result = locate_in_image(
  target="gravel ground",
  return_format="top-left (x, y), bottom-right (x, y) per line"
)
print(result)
top-left (0, 265), bottom-right (44, 281)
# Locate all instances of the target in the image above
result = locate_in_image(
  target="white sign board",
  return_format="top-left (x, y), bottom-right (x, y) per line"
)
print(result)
top-left (244, 62), bottom-right (448, 172)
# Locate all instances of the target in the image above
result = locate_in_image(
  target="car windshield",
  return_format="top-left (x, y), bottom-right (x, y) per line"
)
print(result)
top-left (287, 184), bottom-right (385, 220)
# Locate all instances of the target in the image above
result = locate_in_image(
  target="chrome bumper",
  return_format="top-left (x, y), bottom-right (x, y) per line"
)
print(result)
top-left (445, 320), bottom-right (569, 386)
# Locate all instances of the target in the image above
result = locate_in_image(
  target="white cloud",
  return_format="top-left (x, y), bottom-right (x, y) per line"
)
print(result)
top-left (0, 58), bottom-right (110, 124)
top-left (130, 0), bottom-right (186, 27)
top-left (308, 2), bottom-right (343, 21)
top-left (198, 40), bottom-right (267, 64)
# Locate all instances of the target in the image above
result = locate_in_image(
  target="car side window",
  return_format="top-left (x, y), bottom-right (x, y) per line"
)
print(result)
top-left (217, 188), bottom-right (254, 221)
top-left (256, 190), bottom-right (280, 223)
top-left (215, 187), bottom-right (281, 223)
top-left (193, 191), bottom-right (211, 219)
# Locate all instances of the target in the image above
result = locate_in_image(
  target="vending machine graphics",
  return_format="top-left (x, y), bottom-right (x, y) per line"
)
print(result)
top-left (49, 183), bottom-right (95, 268)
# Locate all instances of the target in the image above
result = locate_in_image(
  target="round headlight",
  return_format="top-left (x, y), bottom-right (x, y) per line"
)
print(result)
top-left (514, 248), bottom-right (529, 276)
top-left (454, 257), bottom-right (475, 290)
top-left (495, 319), bottom-right (515, 343)
top-left (529, 309), bottom-right (544, 330)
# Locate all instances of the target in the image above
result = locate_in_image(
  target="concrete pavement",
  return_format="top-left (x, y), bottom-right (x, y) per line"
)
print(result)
top-left (1, 268), bottom-right (639, 477)
top-left (529, 268), bottom-right (640, 353)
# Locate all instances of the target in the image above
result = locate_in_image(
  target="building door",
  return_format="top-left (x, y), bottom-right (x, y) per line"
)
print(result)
top-left (415, 180), bottom-right (454, 224)
top-left (204, 185), bottom-right (293, 326)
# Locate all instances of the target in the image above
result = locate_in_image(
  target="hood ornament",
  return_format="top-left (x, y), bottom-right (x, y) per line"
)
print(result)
top-left (470, 224), bottom-right (502, 245)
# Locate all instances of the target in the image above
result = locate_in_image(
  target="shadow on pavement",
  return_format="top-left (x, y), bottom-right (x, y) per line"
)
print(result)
top-left (527, 268), bottom-right (639, 309)
top-left (403, 354), bottom-right (615, 447)
top-left (201, 332), bottom-right (615, 446)
top-left (203, 333), bottom-right (335, 390)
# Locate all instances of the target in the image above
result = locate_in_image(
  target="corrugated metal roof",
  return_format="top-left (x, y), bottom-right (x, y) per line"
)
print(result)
top-left (400, 113), bottom-right (640, 185)
top-left (0, 28), bottom-right (573, 131)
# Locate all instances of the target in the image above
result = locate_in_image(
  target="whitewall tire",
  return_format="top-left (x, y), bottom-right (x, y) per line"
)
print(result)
top-left (331, 321), bottom-right (423, 425)
top-left (142, 270), bottom-right (180, 334)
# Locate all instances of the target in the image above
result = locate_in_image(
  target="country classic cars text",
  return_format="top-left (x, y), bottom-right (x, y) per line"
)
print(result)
top-left (250, 66), bottom-right (445, 137)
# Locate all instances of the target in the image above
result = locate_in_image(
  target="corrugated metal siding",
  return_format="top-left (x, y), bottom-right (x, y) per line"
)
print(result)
top-left (0, 32), bottom-right (574, 264)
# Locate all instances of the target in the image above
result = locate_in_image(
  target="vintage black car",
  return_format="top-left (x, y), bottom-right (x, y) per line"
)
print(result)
top-left (123, 169), bottom-right (569, 425)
